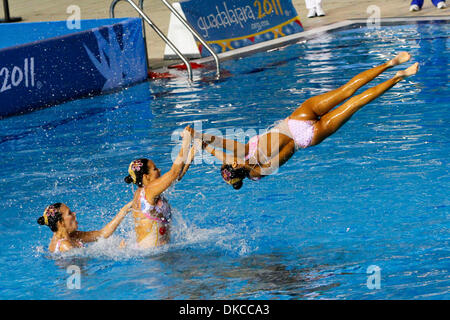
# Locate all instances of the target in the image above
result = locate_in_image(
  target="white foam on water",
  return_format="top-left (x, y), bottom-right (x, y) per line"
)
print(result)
top-left (35, 207), bottom-right (246, 261)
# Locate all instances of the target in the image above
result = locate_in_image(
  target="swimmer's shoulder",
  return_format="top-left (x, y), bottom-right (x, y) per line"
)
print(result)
top-left (57, 240), bottom-right (73, 253)
top-left (49, 239), bottom-right (73, 253)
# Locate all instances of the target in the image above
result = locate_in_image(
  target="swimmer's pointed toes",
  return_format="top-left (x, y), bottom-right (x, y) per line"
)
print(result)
top-left (411, 62), bottom-right (420, 75)
top-left (390, 52), bottom-right (411, 66)
top-left (396, 62), bottom-right (419, 78)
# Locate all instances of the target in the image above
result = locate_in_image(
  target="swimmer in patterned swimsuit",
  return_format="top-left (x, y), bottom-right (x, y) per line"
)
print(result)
top-left (124, 126), bottom-right (197, 248)
top-left (189, 52), bottom-right (419, 190)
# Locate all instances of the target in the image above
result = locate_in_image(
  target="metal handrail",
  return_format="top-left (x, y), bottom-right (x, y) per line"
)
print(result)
top-left (110, 0), bottom-right (126, 19)
top-left (159, 0), bottom-right (221, 79)
top-left (1, 0), bottom-right (22, 23)
top-left (110, 0), bottom-right (192, 80)
top-left (110, 0), bottom-right (149, 70)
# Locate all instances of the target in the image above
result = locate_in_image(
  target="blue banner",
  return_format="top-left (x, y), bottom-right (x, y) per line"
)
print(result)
top-left (0, 18), bottom-right (147, 118)
top-left (179, 0), bottom-right (303, 55)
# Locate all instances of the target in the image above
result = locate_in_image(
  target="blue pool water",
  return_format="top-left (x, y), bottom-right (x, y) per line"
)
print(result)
top-left (0, 21), bottom-right (448, 300)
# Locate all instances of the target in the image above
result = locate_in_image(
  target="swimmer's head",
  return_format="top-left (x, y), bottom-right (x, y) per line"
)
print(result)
top-left (37, 203), bottom-right (78, 233)
top-left (220, 163), bottom-right (247, 190)
top-left (124, 158), bottom-right (161, 187)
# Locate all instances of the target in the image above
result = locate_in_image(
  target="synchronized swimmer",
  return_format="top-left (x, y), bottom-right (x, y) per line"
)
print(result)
top-left (37, 129), bottom-right (196, 252)
top-left (190, 52), bottom-right (418, 189)
top-left (37, 202), bottom-right (132, 253)
top-left (37, 52), bottom-right (419, 252)
top-left (123, 128), bottom-right (196, 249)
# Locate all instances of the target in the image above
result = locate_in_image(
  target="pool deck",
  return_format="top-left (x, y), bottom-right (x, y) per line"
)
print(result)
top-left (5, 0), bottom-right (449, 69)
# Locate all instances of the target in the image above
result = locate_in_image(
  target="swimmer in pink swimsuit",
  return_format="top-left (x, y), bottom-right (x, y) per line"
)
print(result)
top-left (37, 202), bottom-right (132, 253)
top-left (189, 52), bottom-right (419, 190)
top-left (124, 126), bottom-right (197, 248)
top-left (54, 238), bottom-right (84, 254)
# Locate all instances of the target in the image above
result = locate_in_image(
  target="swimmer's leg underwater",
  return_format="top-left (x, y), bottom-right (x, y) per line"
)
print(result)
top-left (311, 62), bottom-right (419, 145)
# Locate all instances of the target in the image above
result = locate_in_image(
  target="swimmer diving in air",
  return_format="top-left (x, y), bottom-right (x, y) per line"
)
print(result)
top-left (124, 126), bottom-right (197, 248)
top-left (189, 52), bottom-right (419, 189)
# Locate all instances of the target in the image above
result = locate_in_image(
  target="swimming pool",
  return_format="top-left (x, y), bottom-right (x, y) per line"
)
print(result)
top-left (0, 20), bottom-right (448, 300)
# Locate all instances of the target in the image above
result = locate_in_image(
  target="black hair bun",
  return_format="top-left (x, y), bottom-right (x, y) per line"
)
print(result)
top-left (232, 180), bottom-right (243, 190)
top-left (124, 175), bottom-right (133, 184)
top-left (37, 216), bottom-right (45, 225)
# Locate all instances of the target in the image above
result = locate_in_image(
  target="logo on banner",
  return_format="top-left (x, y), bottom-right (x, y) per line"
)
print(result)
top-left (180, 0), bottom-right (303, 55)
top-left (197, 3), bottom-right (257, 37)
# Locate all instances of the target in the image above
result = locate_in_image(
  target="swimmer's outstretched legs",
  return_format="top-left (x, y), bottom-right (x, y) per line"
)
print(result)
top-left (311, 63), bottom-right (419, 145)
top-left (290, 52), bottom-right (411, 120)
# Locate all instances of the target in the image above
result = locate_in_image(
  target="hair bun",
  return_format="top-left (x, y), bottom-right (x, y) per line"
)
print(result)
top-left (124, 175), bottom-right (133, 184)
top-left (37, 216), bottom-right (45, 225)
top-left (232, 180), bottom-right (243, 190)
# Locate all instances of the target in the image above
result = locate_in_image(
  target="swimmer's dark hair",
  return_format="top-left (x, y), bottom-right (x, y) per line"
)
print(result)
top-left (124, 158), bottom-right (150, 187)
top-left (220, 164), bottom-right (247, 190)
top-left (232, 180), bottom-right (243, 190)
top-left (37, 203), bottom-right (63, 232)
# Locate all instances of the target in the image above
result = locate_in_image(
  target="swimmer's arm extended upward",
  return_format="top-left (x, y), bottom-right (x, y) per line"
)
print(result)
top-left (146, 129), bottom-right (193, 198)
top-left (71, 201), bottom-right (133, 242)
top-left (178, 138), bottom-right (201, 181)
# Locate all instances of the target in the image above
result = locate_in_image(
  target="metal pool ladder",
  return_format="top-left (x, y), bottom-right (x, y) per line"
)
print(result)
top-left (110, 0), bottom-right (221, 80)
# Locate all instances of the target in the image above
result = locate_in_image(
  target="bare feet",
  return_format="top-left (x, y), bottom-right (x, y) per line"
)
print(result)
top-left (389, 52), bottom-right (411, 67)
top-left (395, 62), bottom-right (419, 78)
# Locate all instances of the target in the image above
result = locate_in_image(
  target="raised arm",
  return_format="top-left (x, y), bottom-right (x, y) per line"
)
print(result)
top-left (178, 137), bottom-right (201, 181)
top-left (146, 127), bottom-right (193, 198)
top-left (72, 201), bottom-right (133, 243)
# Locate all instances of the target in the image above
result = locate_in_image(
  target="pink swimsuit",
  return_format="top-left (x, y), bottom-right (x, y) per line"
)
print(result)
top-left (138, 189), bottom-right (171, 224)
top-left (243, 136), bottom-right (261, 181)
top-left (244, 119), bottom-right (315, 177)
top-left (245, 135), bottom-right (260, 162)
top-left (286, 119), bottom-right (315, 149)
top-left (54, 239), bottom-right (84, 253)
